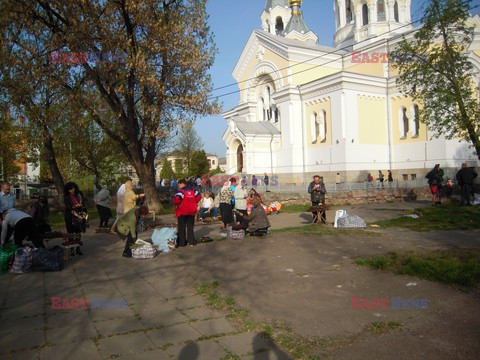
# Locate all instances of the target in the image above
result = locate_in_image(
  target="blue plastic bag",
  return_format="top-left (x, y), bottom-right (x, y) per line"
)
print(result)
top-left (151, 228), bottom-right (177, 253)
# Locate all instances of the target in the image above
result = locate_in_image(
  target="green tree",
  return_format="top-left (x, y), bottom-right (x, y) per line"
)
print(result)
top-left (173, 124), bottom-right (204, 174)
top-left (174, 158), bottom-right (185, 175)
top-left (159, 158), bottom-right (175, 181)
top-left (1, 0), bottom-right (219, 211)
top-left (0, 108), bottom-right (22, 182)
top-left (190, 150), bottom-right (209, 177)
top-left (392, 0), bottom-right (480, 159)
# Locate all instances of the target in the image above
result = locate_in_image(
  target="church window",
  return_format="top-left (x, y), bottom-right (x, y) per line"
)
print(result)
top-left (400, 107), bottom-right (409, 138)
top-left (275, 17), bottom-right (284, 35)
top-left (377, 0), bottom-right (386, 21)
top-left (265, 86), bottom-right (272, 121)
top-left (311, 112), bottom-right (318, 143)
top-left (345, 0), bottom-right (353, 23)
top-left (362, 4), bottom-right (369, 26)
top-left (274, 108), bottom-right (280, 123)
top-left (394, 1), bottom-right (399, 22)
top-left (412, 105), bottom-right (420, 137)
top-left (319, 110), bottom-right (327, 142)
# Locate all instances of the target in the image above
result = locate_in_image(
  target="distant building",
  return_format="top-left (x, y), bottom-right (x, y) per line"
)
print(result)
top-left (222, 0), bottom-right (480, 183)
top-left (218, 157), bottom-right (227, 172)
top-left (155, 152), bottom-right (219, 179)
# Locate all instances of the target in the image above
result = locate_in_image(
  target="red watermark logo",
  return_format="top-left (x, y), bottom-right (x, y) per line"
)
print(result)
top-left (351, 51), bottom-right (428, 64)
top-left (50, 51), bottom-right (128, 64)
top-left (351, 297), bottom-right (429, 309)
top-left (51, 297), bottom-right (128, 309)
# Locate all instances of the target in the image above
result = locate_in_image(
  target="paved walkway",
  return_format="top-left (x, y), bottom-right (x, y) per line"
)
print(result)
top-left (0, 224), bottom-right (291, 359)
top-left (0, 200), bottom-right (476, 359)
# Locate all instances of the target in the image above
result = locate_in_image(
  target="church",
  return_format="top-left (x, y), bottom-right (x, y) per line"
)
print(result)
top-left (222, 0), bottom-right (480, 183)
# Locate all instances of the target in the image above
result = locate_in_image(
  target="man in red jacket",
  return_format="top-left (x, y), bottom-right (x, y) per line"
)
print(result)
top-left (174, 179), bottom-right (202, 247)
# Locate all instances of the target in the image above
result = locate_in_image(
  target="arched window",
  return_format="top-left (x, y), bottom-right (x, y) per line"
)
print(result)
top-left (264, 86), bottom-right (272, 121)
top-left (345, 0), bottom-right (353, 23)
top-left (362, 4), bottom-right (369, 26)
top-left (400, 107), bottom-right (409, 138)
top-left (319, 110), bottom-right (327, 142)
top-left (377, 0), bottom-right (386, 21)
top-left (394, 1), bottom-right (399, 22)
top-left (311, 112), bottom-right (318, 143)
top-left (412, 105), bottom-right (420, 137)
top-left (275, 17), bottom-right (284, 35)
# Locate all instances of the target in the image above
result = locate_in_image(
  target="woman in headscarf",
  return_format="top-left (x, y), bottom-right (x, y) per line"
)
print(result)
top-left (218, 181), bottom-right (234, 229)
top-left (116, 205), bottom-right (149, 257)
top-left (123, 180), bottom-right (145, 214)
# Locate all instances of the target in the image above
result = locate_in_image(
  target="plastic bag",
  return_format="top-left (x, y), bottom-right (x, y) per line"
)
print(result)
top-left (151, 227), bottom-right (177, 253)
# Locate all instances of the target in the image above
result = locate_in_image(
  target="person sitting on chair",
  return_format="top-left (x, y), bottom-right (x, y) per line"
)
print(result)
top-left (307, 175), bottom-right (327, 224)
top-left (198, 191), bottom-right (218, 220)
top-left (235, 197), bottom-right (271, 236)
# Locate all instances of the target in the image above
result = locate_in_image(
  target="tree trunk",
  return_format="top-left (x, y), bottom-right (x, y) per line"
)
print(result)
top-left (42, 127), bottom-right (65, 205)
top-left (134, 161), bottom-right (163, 213)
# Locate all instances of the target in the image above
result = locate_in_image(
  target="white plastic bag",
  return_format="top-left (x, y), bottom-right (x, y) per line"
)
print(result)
top-left (334, 210), bottom-right (347, 228)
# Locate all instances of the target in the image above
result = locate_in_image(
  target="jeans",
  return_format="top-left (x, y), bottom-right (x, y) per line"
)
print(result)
top-left (199, 207), bottom-right (218, 219)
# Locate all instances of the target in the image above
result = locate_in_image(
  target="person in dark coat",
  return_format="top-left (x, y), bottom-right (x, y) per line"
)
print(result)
top-left (235, 197), bottom-right (271, 234)
top-left (307, 175), bottom-right (327, 223)
top-left (456, 163), bottom-right (478, 206)
top-left (29, 196), bottom-right (51, 235)
top-left (426, 164), bottom-right (444, 205)
top-left (64, 182), bottom-right (87, 234)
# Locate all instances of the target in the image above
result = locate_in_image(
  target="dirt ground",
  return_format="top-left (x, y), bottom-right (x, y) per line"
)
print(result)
top-left (167, 201), bottom-right (480, 359)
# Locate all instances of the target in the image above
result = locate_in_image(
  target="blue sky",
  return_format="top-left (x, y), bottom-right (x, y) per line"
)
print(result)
top-left (192, 0), bottom-right (463, 157)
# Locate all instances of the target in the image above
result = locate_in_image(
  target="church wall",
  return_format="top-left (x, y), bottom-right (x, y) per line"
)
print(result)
top-left (357, 95), bottom-right (387, 144)
top-left (390, 97), bottom-right (428, 144)
top-left (305, 99), bottom-right (332, 146)
top-left (291, 63), bottom-right (339, 86)
top-left (345, 60), bottom-right (385, 77)
top-left (238, 48), bottom-right (289, 102)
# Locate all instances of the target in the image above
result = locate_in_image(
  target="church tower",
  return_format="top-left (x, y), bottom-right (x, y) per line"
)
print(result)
top-left (333, 0), bottom-right (412, 49)
top-left (283, 0), bottom-right (318, 43)
top-left (262, 0), bottom-right (318, 43)
top-left (261, 0), bottom-right (292, 36)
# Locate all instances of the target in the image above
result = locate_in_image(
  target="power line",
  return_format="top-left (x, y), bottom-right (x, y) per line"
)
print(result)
top-left (209, 2), bottom-right (479, 102)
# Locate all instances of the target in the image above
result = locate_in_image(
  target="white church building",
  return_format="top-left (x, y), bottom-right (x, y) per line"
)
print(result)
top-left (222, 0), bottom-right (480, 183)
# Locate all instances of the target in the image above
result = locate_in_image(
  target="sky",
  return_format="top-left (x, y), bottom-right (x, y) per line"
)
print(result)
top-left (193, 0), bottom-right (476, 157)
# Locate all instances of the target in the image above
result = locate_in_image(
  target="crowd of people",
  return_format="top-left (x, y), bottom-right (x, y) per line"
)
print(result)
top-left (0, 163), bottom-right (478, 256)
top-left (426, 163), bottom-right (478, 206)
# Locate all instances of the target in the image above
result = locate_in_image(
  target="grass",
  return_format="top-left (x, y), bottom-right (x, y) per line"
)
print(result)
top-left (195, 282), bottom-right (362, 359)
top-left (366, 321), bottom-right (403, 334)
top-left (49, 208), bottom-right (103, 228)
top-left (373, 205), bottom-right (480, 231)
top-left (280, 204), bottom-right (310, 213)
top-left (355, 250), bottom-right (480, 289)
top-left (48, 203), bottom-right (175, 228)
top-left (272, 224), bottom-right (374, 237)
